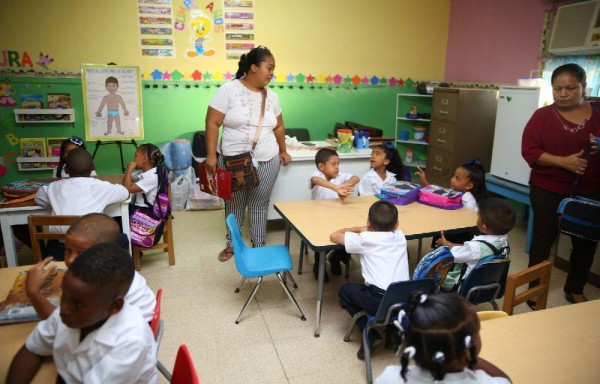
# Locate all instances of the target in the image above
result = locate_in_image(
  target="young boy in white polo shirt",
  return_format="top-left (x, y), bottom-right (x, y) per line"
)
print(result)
top-left (330, 200), bottom-right (409, 360)
top-left (310, 148), bottom-right (360, 281)
top-left (7, 243), bottom-right (158, 384)
top-left (25, 213), bottom-right (156, 323)
top-left (34, 148), bottom-right (129, 260)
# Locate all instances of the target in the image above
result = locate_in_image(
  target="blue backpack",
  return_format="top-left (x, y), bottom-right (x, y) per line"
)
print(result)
top-left (413, 240), bottom-right (510, 291)
top-left (412, 246), bottom-right (455, 290)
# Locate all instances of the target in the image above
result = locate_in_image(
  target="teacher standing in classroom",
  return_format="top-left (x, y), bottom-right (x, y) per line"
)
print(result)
top-left (205, 46), bottom-right (291, 262)
top-left (522, 63), bottom-right (600, 305)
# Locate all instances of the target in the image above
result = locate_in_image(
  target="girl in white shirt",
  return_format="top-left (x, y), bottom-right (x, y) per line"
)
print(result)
top-left (358, 142), bottom-right (406, 195)
top-left (416, 159), bottom-right (487, 211)
top-left (375, 292), bottom-right (511, 384)
top-left (123, 143), bottom-right (166, 208)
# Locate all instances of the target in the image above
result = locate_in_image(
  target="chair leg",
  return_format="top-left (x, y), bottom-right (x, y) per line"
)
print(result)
top-left (235, 277), bottom-right (262, 324)
top-left (234, 276), bottom-right (246, 293)
top-left (165, 217), bottom-right (175, 266)
top-left (343, 311), bottom-right (366, 342)
top-left (132, 246), bottom-right (142, 271)
top-left (364, 324), bottom-right (374, 384)
top-left (491, 300), bottom-right (499, 311)
top-left (298, 241), bottom-right (304, 274)
top-left (276, 272), bottom-right (306, 321)
top-left (345, 257), bottom-right (351, 279)
top-left (157, 360), bottom-right (171, 381)
top-left (285, 270), bottom-right (298, 288)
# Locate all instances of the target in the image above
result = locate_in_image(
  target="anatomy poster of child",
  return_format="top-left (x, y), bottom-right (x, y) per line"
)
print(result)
top-left (82, 64), bottom-right (144, 141)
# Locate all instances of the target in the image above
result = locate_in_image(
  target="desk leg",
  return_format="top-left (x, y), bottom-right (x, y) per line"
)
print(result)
top-left (284, 222), bottom-right (290, 249)
top-left (120, 203), bottom-right (132, 255)
top-left (315, 250), bottom-right (327, 337)
top-left (417, 238), bottom-right (423, 259)
top-left (0, 213), bottom-right (18, 267)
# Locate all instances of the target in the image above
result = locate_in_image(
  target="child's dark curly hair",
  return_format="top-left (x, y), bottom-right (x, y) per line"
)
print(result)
top-left (397, 292), bottom-right (479, 382)
top-left (376, 143), bottom-right (405, 180)
top-left (460, 159), bottom-right (487, 203)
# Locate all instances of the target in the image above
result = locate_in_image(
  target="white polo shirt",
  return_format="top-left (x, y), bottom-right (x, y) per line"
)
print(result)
top-left (376, 365), bottom-right (511, 384)
top-left (34, 177), bottom-right (129, 232)
top-left (450, 234), bottom-right (508, 278)
top-left (26, 302), bottom-right (158, 384)
top-left (128, 272), bottom-right (156, 323)
top-left (344, 230), bottom-right (409, 290)
top-left (310, 170), bottom-right (355, 200)
top-left (462, 191), bottom-right (478, 211)
top-left (132, 167), bottom-right (158, 207)
top-left (358, 168), bottom-right (397, 196)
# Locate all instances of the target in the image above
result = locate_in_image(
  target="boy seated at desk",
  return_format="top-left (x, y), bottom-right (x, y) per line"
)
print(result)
top-left (438, 197), bottom-right (516, 293)
top-left (26, 213), bottom-right (156, 322)
top-left (330, 200), bottom-right (409, 360)
top-left (7, 243), bottom-right (158, 384)
top-left (310, 148), bottom-right (360, 281)
top-left (34, 148), bottom-right (129, 260)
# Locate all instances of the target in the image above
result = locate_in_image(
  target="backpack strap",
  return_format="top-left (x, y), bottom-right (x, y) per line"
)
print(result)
top-left (475, 239), bottom-right (510, 257)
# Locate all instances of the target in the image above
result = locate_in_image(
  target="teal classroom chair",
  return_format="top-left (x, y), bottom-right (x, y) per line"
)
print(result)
top-left (226, 214), bottom-right (307, 324)
top-left (343, 278), bottom-right (435, 384)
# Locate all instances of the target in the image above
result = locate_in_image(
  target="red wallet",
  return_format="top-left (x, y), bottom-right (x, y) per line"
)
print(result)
top-left (197, 162), bottom-right (232, 201)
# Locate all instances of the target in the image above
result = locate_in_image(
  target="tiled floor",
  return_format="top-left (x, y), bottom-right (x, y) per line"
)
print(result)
top-left (14, 208), bottom-right (600, 383)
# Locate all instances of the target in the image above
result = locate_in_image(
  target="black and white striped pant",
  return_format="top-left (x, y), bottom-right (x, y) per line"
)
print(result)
top-left (219, 154), bottom-right (280, 247)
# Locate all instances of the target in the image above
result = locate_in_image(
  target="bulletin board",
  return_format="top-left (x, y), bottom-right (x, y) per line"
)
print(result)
top-left (81, 64), bottom-right (144, 141)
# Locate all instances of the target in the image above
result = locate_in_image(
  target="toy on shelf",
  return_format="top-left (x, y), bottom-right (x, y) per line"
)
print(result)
top-left (406, 105), bottom-right (418, 119)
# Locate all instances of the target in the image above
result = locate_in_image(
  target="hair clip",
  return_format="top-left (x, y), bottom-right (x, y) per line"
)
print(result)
top-left (432, 351), bottom-right (445, 364)
top-left (419, 294), bottom-right (428, 304)
top-left (464, 335), bottom-right (472, 349)
top-left (403, 346), bottom-right (416, 359)
top-left (467, 157), bottom-right (481, 166)
top-left (69, 136), bottom-right (83, 146)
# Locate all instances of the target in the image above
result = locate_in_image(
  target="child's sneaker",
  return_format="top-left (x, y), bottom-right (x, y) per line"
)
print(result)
top-left (357, 329), bottom-right (382, 360)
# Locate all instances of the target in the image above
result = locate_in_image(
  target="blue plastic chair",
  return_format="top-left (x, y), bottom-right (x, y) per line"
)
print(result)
top-left (344, 278), bottom-right (435, 383)
top-left (226, 214), bottom-right (306, 324)
top-left (342, 278), bottom-right (435, 384)
top-left (457, 259), bottom-right (511, 310)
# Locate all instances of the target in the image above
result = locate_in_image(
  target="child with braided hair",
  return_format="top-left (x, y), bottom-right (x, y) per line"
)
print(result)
top-left (375, 292), bottom-right (511, 384)
top-left (123, 143), bottom-right (168, 210)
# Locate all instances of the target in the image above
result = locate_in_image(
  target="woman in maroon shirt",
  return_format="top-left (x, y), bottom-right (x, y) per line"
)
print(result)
top-left (522, 63), bottom-right (600, 305)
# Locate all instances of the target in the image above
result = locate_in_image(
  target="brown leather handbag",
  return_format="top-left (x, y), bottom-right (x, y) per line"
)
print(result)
top-left (222, 89), bottom-right (266, 192)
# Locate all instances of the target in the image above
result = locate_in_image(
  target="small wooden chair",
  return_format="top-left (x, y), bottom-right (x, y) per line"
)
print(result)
top-left (28, 215), bottom-right (81, 263)
top-left (477, 310), bottom-right (509, 321)
top-left (131, 188), bottom-right (175, 271)
top-left (502, 260), bottom-right (553, 315)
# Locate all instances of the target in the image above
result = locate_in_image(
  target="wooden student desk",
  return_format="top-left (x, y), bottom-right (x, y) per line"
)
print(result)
top-left (0, 264), bottom-right (60, 383)
top-left (0, 175), bottom-right (131, 267)
top-left (479, 300), bottom-right (600, 383)
top-left (274, 195), bottom-right (477, 337)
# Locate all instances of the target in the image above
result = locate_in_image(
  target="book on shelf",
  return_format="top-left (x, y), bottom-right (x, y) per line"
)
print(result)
top-left (46, 137), bottom-right (66, 168)
top-left (19, 94), bottom-right (45, 121)
top-left (19, 137), bottom-right (47, 169)
top-left (0, 268), bottom-right (67, 324)
top-left (47, 93), bottom-right (72, 120)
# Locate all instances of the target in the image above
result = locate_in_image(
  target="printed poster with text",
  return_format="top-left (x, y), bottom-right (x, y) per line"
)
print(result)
top-left (81, 65), bottom-right (144, 141)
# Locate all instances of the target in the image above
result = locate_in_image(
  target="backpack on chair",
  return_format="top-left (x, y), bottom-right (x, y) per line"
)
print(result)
top-left (442, 240), bottom-right (510, 292)
top-left (412, 246), bottom-right (455, 291)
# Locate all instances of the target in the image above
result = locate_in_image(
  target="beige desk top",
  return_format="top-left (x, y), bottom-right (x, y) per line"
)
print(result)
top-left (480, 300), bottom-right (600, 384)
top-left (0, 264), bottom-right (59, 383)
top-left (275, 195), bottom-right (478, 250)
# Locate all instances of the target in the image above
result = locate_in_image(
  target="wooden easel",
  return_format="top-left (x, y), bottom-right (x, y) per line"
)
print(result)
top-left (91, 140), bottom-right (137, 173)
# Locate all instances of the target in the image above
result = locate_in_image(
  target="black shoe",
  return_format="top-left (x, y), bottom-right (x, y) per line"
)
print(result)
top-left (385, 326), bottom-right (401, 351)
top-left (330, 255), bottom-right (342, 275)
top-left (526, 300), bottom-right (536, 310)
top-left (564, 291), bottom-right (588, 304)
top-left (313, 262), bottom-right (329, 282)
top-left (357, 330), bottom-right (382, 360)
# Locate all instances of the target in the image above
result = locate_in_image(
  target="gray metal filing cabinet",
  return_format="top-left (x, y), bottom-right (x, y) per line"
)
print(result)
top-left (426, 88), bottom-right (499, 186)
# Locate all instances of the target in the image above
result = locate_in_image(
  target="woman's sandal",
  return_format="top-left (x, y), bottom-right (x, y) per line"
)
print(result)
top-left (218, 246), bottom-right (234, 262)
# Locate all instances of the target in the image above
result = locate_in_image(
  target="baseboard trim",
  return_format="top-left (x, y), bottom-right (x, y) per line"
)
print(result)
top-left (554, 256), bottom-right (600, 288)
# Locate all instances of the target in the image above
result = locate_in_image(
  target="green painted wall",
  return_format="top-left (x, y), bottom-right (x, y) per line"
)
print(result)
top-left (1, 77), bottom-right (417, 183)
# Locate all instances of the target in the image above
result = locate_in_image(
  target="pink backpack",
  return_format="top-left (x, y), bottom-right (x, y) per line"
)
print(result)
top-left (418, 184), bottom-right (463, 210)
